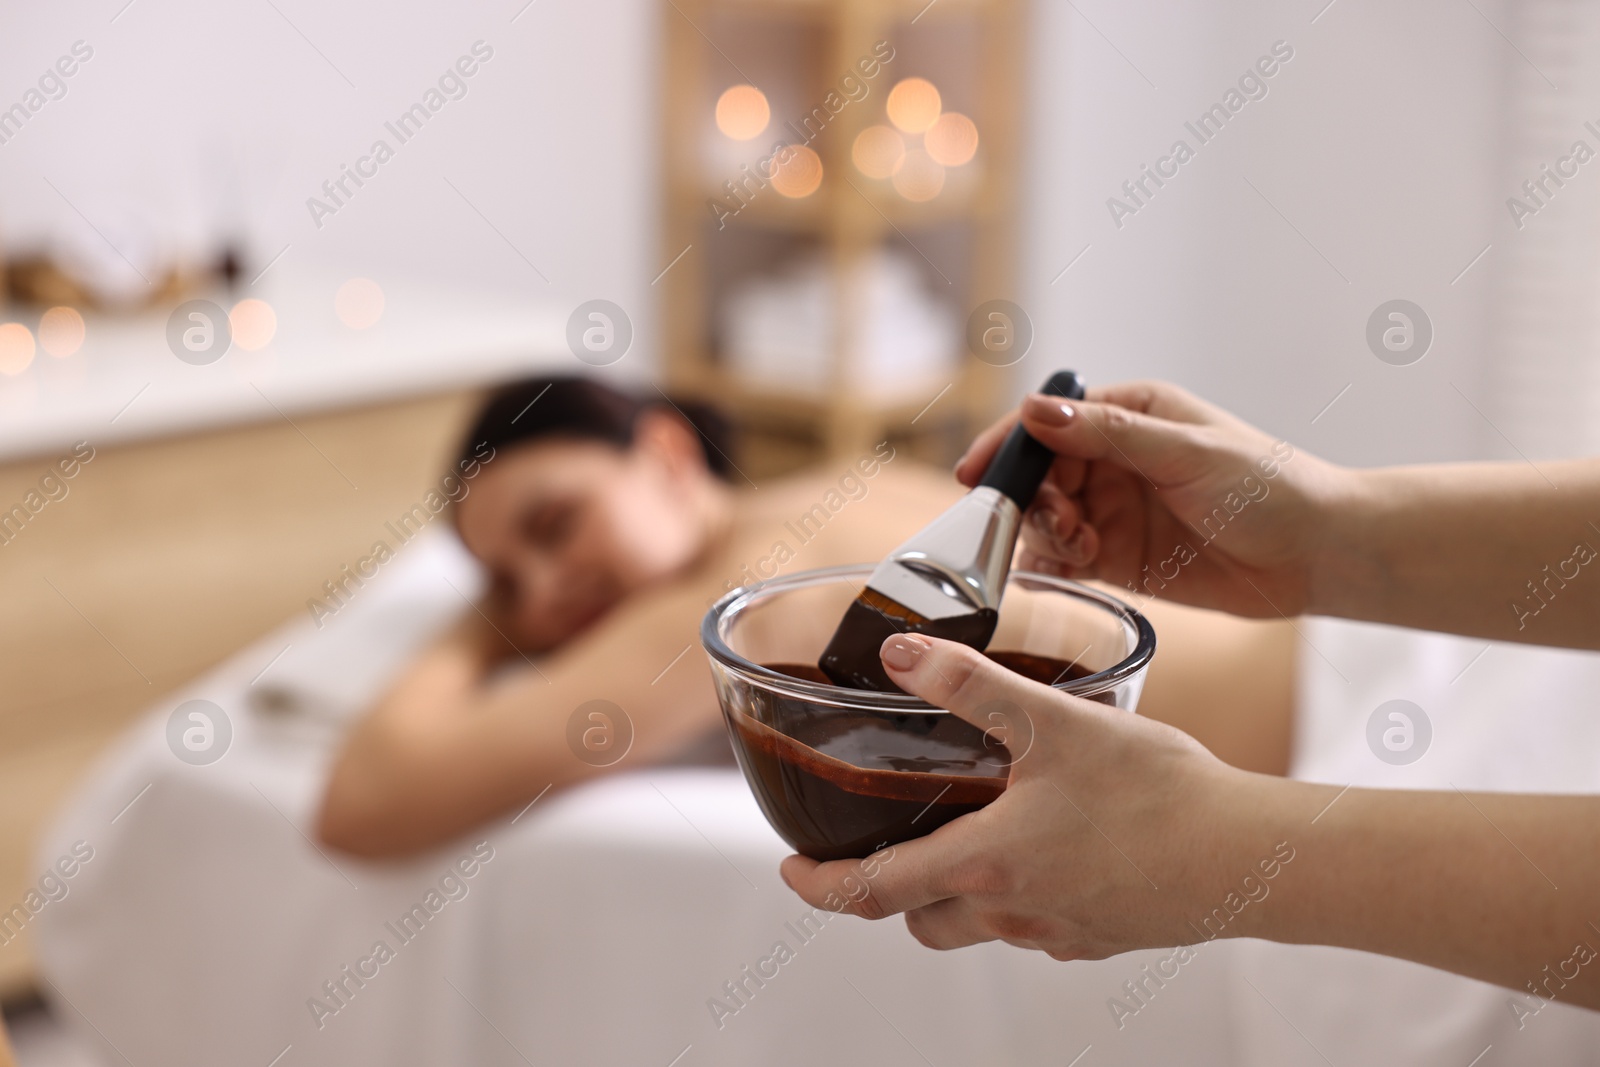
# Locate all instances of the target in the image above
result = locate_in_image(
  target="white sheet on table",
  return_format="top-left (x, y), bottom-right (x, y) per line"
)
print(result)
top-left (31, 529), bottom-right (1600, 1064)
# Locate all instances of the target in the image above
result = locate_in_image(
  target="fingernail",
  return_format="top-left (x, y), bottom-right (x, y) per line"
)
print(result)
top-left (1024, 394), bottom-right (1075, 427)
top-left (1062, 523), bottom-right (1088, 560)
top-left (779, 865), bottom-right (794, 890)
top-left (1030, 507), bottom-right (1060, 542)
top-left (881, 634), bottom-right (929, 672)
top-left (952, 444), bottom-right (973, 472)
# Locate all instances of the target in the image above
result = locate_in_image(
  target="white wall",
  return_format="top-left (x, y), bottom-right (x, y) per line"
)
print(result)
top-left (0, 0), bottom-right (660, 352)
top-left (1020, 0), bottom-right (1508, 468)
top-left (2, 0), bottom-right (1531, 470)
top-left (1487, 0), bottom-right (1600, 461)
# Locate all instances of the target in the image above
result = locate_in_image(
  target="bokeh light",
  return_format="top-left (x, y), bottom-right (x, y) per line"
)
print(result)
top-left (892, 148), bottom-right (946, 202)
top-left (0, 323), bottom-right (36, 376)
top-left (335, 278), bottom-right (385, 329)
top-left (925, 112), bottom-right (979, 167)
top-left (772, 144), bottom-right (824, 198)
top-left (886, 77), bottom-right (941, 135)
top-left (230, 299), bottom-right (277, 351)
top-left (715, 85), bottom-right (770, 141)
top-left (852, 125), bottom-right (906, 179)
top-left (39, 307), bottom-right (86, 358)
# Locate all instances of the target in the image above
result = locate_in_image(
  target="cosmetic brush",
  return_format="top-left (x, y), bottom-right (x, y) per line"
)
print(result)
top-left (817, 369), bottom-right (1087, 691)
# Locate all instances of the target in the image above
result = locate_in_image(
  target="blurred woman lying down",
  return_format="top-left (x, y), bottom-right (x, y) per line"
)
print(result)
top-left (316, 377), bottom-right (1295, 857)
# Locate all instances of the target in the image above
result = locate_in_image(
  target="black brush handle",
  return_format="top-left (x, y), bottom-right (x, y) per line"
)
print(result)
top-left (977, 370), bottom-right (1087, 511)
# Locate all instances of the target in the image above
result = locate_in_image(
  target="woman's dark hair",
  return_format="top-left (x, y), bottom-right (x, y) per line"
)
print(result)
top-left (456, 376), bottom-right (736, 479)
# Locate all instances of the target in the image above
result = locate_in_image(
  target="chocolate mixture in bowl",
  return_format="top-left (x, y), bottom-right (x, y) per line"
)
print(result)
top-left (729, 651), bottom-right (1090, 860)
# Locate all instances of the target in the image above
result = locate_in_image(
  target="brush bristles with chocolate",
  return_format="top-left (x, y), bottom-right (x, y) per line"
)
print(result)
top-left (816, 370), bottom-right (1087, 692)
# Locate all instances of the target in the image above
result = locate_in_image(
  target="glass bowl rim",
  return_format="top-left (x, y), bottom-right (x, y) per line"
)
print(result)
top-left (699, 563), bottom-right (1157, 713)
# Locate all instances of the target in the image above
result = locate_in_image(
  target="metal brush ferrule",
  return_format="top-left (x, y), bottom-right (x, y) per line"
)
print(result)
top-left (864, 487), bottom-right (1021, 622)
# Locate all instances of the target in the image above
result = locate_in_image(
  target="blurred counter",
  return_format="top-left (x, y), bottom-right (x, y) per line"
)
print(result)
top-left (0, 277), bottom-right (568, 460)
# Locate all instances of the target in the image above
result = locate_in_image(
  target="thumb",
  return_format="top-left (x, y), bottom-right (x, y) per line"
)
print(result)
top-left (879, 634), bottom-right (1084, 775)
top-left (1018, 393), bottom-right (1218, 487)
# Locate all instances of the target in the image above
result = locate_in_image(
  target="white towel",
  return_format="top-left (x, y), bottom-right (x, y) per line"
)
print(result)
top-left (246, 527), bottom-right (483, 730)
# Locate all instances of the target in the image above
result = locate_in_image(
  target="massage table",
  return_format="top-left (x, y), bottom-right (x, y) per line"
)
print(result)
top-left (32, 530), bottom-right (1600, 1065)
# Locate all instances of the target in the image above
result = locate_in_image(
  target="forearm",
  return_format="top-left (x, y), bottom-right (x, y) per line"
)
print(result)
top-left (1125, 598), bottom-right (1294, 776)
top-left (314, 618), bottom-right (586, 856)
top-left (318, 585), bottom-right (721, 857)
top-left (1313, 461), bottom-right (1600, 648)
top-left (1248, 776), bottom-right (1600, 1008)
top-left (316, 682), bottom-right (596, 857)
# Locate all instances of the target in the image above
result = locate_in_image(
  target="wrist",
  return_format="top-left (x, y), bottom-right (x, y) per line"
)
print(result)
top-left (1212, 776), bottom-right (1383, 950)
top-left (1304, 463), bottom-right (1388, 619)
top-left (1171, 768), bottom-right (1303, 945)
top-left (1227, 776), bottom-right (1330, 945)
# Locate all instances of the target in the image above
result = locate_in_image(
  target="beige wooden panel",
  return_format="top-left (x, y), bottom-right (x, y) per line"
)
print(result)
top-left (0, 389), bottom-right (480, 995)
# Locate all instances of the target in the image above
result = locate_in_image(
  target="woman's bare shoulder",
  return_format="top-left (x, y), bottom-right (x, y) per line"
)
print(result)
top-left (745, 454), bottom-right (962, 515)
top-left (725, 455), bottom-right (964, 572)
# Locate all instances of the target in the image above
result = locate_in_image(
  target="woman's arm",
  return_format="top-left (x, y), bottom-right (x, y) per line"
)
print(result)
top-left (781, 636), bottom-right (1600, 1010)
top-left (318, 581), bottom-right (1302, 856)
top-left (1115, 597), bottom-right (1295, 777)
top-left (314, 460), bottom-right (986, 858)
top-left (1259, 777), bottom-right (1600, 1008)
top-left (957, 383), bottom-right (1600, 650)
top-left (316, 576), bottom-right (721, 857)
top-left (1317, 460), bottom-right (1600, 648)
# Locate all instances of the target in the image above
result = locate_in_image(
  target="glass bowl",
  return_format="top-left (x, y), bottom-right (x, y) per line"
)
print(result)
top-left (700, 564), bottom-right (1157, 860)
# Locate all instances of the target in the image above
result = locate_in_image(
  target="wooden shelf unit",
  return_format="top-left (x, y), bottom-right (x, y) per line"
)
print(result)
top-left (659, 0), bottom-right (1029, 476)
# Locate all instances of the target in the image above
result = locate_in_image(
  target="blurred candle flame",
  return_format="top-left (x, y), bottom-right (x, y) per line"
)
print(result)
top-left (772, 144), bottom-right (824, 198)
top-left (230, 299), bottom-right (277, 351)
top-left (892, 148), bottom-right (945, 202)
top-left (887, 77), bottom-right (941, 135)
top-left (0, 323), bottom-right (35, 376)
top-left (852, 125), bottom-right (906, 179)
top-left (716, 85), bottom-right (770, 141)
top-left (335, 278), bottom-right (385, 329)
top-left (925, 112), bottom-right (979, 167)
top-left (39, 307), bottom-right (86, 358)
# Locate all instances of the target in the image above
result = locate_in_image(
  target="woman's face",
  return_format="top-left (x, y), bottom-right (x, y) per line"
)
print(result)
top-left (454, 411), bottom-right (715, 652)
